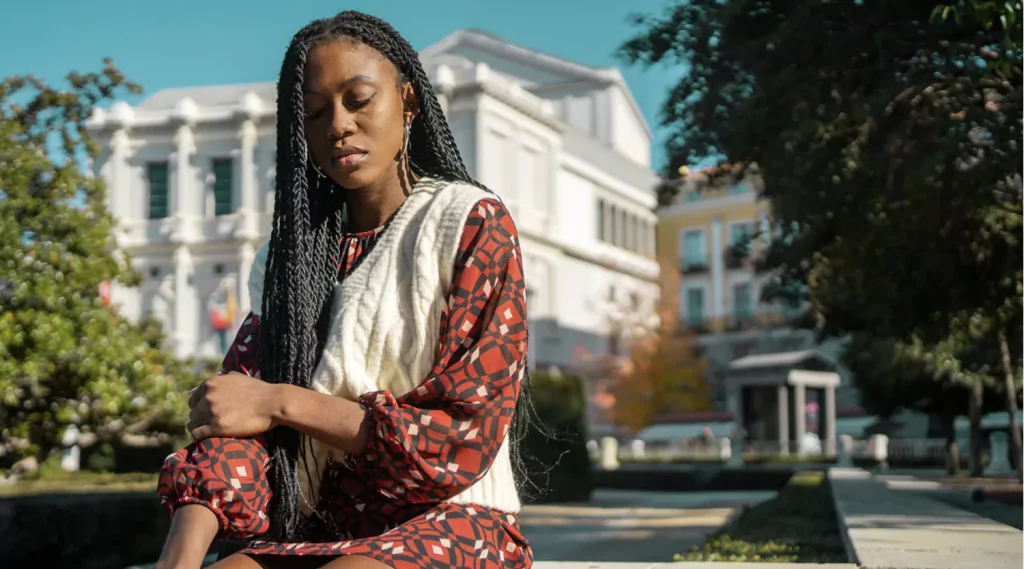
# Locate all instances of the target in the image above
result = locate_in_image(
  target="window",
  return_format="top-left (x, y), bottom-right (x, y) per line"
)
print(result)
top-left (685, 288), bottom-right (705, 327)
top-left (520, 146), bottom-right (542, 212)
top-left (733, 282), bottom-right (753, 323)
top-left (597, 200), bottom-right (606, 241)
top-left (610, 205), bottom-right (618, 245)
top-left (681, 229), bottom-right (707, 269)
top-left (729, 222), bottom-right (755, 246)
top-left (147, 162), bottom-right (170, 219)
top-left (618, 209), bottom-right (627, 247)
top-left (629, 215), bottom-right (638, 251)
top-left (780, 281), bottom-right (804, 321)
top-left (759, 211), bottom-right (771, 249)
top-left (212, 158), bottom-right (234, 216)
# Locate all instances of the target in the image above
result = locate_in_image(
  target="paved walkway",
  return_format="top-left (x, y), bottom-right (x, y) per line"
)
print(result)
top-left (533, 564), bottom-right (855, 569)
top-left (829, 468), bottom-right (1023, 569)
top-left (520, 489), bottom-right (775, 563)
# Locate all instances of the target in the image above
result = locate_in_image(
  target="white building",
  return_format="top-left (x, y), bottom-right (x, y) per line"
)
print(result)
top-left (87, 29), bottom-right (661, 369)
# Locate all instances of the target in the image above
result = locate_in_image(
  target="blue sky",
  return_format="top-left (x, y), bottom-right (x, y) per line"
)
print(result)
top-left (0, 0), bottom-right (684, 169)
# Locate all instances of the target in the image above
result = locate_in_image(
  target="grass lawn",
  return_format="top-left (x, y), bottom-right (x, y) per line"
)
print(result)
top-left (674, 470), bottom-right (848, 563)
top-left (0, 470), bottom-right (157, 497)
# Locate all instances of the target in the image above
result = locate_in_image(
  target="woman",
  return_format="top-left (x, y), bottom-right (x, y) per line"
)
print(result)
top-left (155, 11), bottom-right (532, 569)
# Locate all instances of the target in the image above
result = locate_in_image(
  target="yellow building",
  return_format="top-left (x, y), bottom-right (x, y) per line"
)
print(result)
top-left (656, 164), bottom-right (792, 333)
top-left (655, 164), bottom-right (820, 409)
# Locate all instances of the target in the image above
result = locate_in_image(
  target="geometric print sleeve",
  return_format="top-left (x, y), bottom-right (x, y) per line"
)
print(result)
top-left (219, 312), bottom-right (263, 377)
top-left (354, 198), bottom-right (527, 503)
top-left (156, 313), bottom-right (272, 539)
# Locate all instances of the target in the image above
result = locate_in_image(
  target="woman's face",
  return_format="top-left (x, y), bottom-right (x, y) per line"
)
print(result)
top-left (302, 37), bottom-right (417, 190)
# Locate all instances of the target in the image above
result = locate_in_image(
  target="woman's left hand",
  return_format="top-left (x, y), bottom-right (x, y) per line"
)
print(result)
top-left (187, 372), bottom-right (280, 441)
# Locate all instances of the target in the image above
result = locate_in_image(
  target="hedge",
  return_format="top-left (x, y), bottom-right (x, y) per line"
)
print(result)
top-left (0, 489), bottom-right (168, 569)
top-left (520, 371), bottom-right (594, 503)
top-left (595, 465), bottom-right (796, 492)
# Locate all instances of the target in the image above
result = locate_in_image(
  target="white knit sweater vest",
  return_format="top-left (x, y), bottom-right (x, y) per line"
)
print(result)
top-left (248, 178), bottom-right (522, 517)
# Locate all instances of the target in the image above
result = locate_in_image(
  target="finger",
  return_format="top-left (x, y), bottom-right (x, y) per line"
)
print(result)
top-left (188, 383), bottom-right (205, 409)
top-left (186, 405), bottom-right (210, 433)
top-left (191, 425), bottom-right (214, 441)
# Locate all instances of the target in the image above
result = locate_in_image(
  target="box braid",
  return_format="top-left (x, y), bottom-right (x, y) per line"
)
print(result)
top-left (258, 10), bottom-right (547, 542)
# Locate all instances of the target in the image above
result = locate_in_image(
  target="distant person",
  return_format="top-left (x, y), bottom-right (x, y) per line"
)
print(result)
top-left (155, 11), bottom-right (532, 569)
top-left (700, 426), bottom-right (715, 447)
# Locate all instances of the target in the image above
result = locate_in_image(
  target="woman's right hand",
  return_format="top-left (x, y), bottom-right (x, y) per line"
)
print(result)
top-left (187, 372), bottom-right (280, 441)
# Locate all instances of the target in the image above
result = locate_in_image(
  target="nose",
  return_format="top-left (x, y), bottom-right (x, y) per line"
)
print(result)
top-left (327, 101), bottom-right (356, 140)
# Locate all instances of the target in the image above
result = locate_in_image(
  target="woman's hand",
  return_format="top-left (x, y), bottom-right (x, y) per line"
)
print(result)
top-left (187, 372), bottom-right (280, 441)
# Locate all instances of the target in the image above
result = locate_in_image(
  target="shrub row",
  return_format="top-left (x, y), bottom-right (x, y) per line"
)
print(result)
top-left (0, 489), bottom-right (168, 569)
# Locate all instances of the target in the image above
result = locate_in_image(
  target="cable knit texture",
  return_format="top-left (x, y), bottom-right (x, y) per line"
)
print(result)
top-left (248, 178), bottom-right (521, 516)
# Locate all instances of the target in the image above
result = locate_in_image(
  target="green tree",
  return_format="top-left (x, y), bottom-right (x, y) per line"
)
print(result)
top-left (842, 333), bottom-right (1015, 473)
top-left (0, 62), bottom-right (193, 468)
top-left (622, 0), bottom-right (1022, 476)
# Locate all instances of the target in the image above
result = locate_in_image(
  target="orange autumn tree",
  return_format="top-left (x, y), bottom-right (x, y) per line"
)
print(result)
top-left (609, 295), bottom-right (711, 433)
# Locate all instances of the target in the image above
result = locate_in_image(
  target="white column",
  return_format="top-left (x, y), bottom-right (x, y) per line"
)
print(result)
top-left (777, 385), bottom-right (790, 455)
top-left (236, 119), bottom-right (262, 242)
top-left (710, 216), bottom-right (725, 318)
top-left (172, 245), bottom-right (194, 358)
top-left (238, 120), bottom-right (257, 212)
top-left (794, 383), bottom-right (807, 451)
top-left (107, 129), bottom-right (131, 221)
top-left (824, 385), bottom-right (837, 456)
top-left (238, 241), bottom-right (255, 316)
top-left (172, 124), bottom-right (195, 216)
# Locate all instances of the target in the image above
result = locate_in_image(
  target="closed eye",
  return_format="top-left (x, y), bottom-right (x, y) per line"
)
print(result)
top-left (347, 95), bottom-right (375, 111)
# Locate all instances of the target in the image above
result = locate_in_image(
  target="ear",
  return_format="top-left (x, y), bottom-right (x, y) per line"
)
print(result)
top-left (401, 82), bottom-right (420, 126)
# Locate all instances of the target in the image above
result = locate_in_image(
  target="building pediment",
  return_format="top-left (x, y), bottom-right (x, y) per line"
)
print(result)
top-left (421, 29), bottom-right (651, 140)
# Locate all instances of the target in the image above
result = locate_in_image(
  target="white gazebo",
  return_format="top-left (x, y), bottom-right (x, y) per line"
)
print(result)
top-left (726, 350), bottom-right (841, 456)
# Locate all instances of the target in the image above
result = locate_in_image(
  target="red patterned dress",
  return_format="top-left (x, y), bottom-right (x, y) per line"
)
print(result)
top-left (158, 198), bottom-right (532, 569)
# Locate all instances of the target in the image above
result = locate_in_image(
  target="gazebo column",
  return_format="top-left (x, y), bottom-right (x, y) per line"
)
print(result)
top-left (777, 384), bottom-right (790, 455)
top-left (824, 384), bottom-right (837, 456)
top-left (793, 383), bottom-right (806, 450)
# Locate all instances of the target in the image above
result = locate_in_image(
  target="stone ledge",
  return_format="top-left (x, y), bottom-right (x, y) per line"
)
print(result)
top-left (829, 468), bottom-right (1023, 569)
top-left (533, 563), bottom-right (856, 569)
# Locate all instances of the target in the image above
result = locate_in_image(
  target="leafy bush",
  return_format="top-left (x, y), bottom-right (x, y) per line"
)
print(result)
top-left (0, 64), bottom-right (204, 469)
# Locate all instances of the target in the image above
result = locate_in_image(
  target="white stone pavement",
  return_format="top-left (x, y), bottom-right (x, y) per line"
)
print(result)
top-left (532, 560), bottom-right (851, 564)
top-left (828, 468), bottom-right (1023, 569)
top-left (521, 490), bottom-right (775, 563)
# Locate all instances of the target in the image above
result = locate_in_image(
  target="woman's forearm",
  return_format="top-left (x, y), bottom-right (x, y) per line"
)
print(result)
top-left (271, 384), bottom-right (373, 455)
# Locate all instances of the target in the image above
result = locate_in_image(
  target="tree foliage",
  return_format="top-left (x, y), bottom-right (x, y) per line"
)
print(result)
top-left (0, 62), bottom-right (195, 467)
top-left (842, 332), bottom-right (1012, 419)
top-left (623, 0), bottom-right (1022, 472)
top-left (611, 325), bottom-right (710, 432)
top-left (622, 0), bottom-right (1021, 336)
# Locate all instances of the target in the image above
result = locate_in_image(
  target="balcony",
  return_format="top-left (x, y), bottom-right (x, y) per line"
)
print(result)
top-left (678, 311), bottom-right (796, 336)
top-left (680, 261), bottom-right (709, 276)
top-left (724, 243), bottom-right (752, 269)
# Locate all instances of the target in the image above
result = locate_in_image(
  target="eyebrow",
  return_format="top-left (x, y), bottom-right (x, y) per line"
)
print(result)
top-left (303, 75), bottom-right (374, 94)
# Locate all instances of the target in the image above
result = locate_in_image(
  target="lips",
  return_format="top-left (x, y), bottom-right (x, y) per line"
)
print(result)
top-left (332, 146), bottom-right (368, 168)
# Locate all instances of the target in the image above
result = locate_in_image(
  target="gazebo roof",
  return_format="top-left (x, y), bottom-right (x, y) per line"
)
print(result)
top-left (728, 349), bottom-right (837, 373)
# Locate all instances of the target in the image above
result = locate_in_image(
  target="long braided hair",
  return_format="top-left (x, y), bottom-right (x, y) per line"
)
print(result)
top-left (259, 10), bottom-right (541, 541)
